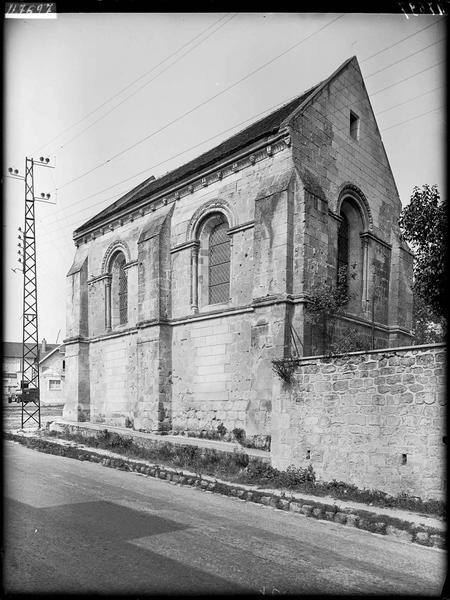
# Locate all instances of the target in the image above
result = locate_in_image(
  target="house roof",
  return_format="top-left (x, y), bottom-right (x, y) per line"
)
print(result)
top-left (39, 345), bottom-right (65, 365)
top-left (3, 342), bottom-right (59, 360)
top-left (75, 74), bottom-right (333, 234)
top-left (75, 56), bottom-right (366, 236)
top-left (3, 342), bottom-right (23, 359)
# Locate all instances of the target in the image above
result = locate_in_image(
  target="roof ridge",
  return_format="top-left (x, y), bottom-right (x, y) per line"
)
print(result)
top-left (280, 56), bottom-right (357, 129)
top-left (75, 58), bottom-right (355, 235)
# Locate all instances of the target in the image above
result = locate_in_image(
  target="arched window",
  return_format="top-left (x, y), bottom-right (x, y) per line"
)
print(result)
top-left (337, 198), bottom-right (365, 312)
top-left (191, 212), bottom-right (231, 311)
top-left (109, 252), bottom-right (128, 327)
top-left (208, 220), bottom-right (230, 304)
top-left (337, 213), bottom-right (349, 284)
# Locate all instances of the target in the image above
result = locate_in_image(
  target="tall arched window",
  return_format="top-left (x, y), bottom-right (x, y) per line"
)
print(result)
top-left (110, 252), bottom-right (128, 327)
top-left (337, 213), bottom-right (349, 284)
top-left (191, 212), bottom-right (231, 311)
top-left (337, 198), bottom-right (365, 312)
top-left (208, 220), bottom-right (230, 304)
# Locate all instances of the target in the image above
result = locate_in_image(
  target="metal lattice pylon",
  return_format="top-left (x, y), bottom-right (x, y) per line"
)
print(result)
top-left (21, 157), bottom-right (40, 428)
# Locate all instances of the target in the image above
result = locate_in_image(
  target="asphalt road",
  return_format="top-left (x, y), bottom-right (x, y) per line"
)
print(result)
top-left (4, 441), bottom-right (446, 595)
top-left (3, 402), bottom-right (63, 430)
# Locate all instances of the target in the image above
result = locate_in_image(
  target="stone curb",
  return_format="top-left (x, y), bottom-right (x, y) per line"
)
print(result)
top-left (5, 431), bottom-right (446, 550)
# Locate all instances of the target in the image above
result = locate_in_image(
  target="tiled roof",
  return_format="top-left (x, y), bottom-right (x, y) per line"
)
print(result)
top-left (3, 342), bottom-right (23, 358)
top-left (39, 345), bottom-right (65, 364)
top-left (75, 81), bottom-right (324, 234)
top-left (3, 342), bottom-right (59, 359)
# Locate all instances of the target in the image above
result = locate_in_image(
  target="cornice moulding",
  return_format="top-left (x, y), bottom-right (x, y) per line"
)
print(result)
top-left (170, 240), bottom-right (200, 255)
top-left (87, 274), bottom-right (111, 285)
top-left (74, 131), bottom-right (291, 243)
top-left (227, 221), bottom-right (255, 236)
top-left (63, 336), bottom-right (89, 345)
top-left (124, 260), bottom-right (139, 270)
top-left (89, 328), bottom-right (138, 343)
top-left (360, 231), bottom-right (392, 250)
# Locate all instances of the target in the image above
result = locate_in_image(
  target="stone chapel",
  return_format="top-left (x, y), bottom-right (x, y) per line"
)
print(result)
top-left (63, 56), bottom-right (413, 436)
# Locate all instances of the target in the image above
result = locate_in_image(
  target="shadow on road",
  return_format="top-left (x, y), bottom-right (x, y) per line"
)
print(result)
top-left (4, 498), bottom-right (252, 594)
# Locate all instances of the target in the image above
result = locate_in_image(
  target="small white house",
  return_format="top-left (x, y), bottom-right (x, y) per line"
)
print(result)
top-left (39, 343), bottom-right (66, 405)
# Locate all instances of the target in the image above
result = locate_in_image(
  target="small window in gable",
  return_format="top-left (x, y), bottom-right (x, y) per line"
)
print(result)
top-left (350, 110), bottom-right (360, 140)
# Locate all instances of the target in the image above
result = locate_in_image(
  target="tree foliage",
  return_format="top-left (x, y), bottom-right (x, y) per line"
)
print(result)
top-left (306, 266), bottom-right (366, 355)
top-left (411, 292), bottom-right (446, 345)
top-left (399, 185), bottom-right (447, 320)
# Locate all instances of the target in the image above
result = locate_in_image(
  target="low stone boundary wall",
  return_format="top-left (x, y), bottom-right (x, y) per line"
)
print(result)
top-left (271, 344), bottom-right (446, 501)
top-left (5, 430), bottom-right (445, 549)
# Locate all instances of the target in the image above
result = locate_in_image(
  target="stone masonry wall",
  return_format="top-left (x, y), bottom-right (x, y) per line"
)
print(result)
top-left (169, 148), bottom-right (294, 436)
top-left (65, 57), bottom-right (414, 435)
top-left (171, 314), bottom-right (252, 433)
top-left (289, 57), bottom-right (413, 351)
top-left (89, 332), bottom-right (138, 426)
top-left (271, 344), bottom-right (446, 501)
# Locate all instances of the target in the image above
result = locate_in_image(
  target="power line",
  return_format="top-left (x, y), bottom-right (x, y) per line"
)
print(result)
top-left (57, 17), bottom-right (443, 195)
top-left (371, 59), bottom-right (444, 97)
top-left (37, 101), bottom-right (302, 231)
top-left (57, 13), bottom-right (237, 151)
top-left (360, 18), bottom-right (440, 63)
top-left (36, 25), bottom-right (446, 234)
top-left (377, 85), bottom-right (442, 115)
top-left (318, 36), bottom-right (444, 123)
top-left (69, 97), bottom-right (302, 202)
top-left (382, 105), bottom-right (444, 132)
top-left (57, 14), bottom-right (345, 191)
top-left (31, 13), bottom-right (232, 156)
top-left (40, 62), bottom-right (444, 235)
top-left (364, 37), bottom-right (444, 79)
top-left (48, 18), bottom-right (438, 171)
top-left (55, 53), bottom-right (444, 203)
top-left (48, 17), bottom-right (441, 159)
top-left (39, 87), bottom-right (444, 246)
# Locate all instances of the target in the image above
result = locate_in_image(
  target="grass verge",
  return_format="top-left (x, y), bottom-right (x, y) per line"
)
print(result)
top-left (28, 427), bottom-right (447, 519)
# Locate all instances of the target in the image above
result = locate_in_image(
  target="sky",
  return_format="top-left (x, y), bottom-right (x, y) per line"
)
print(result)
top-left (4, 12), bottom-right (446, 345)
